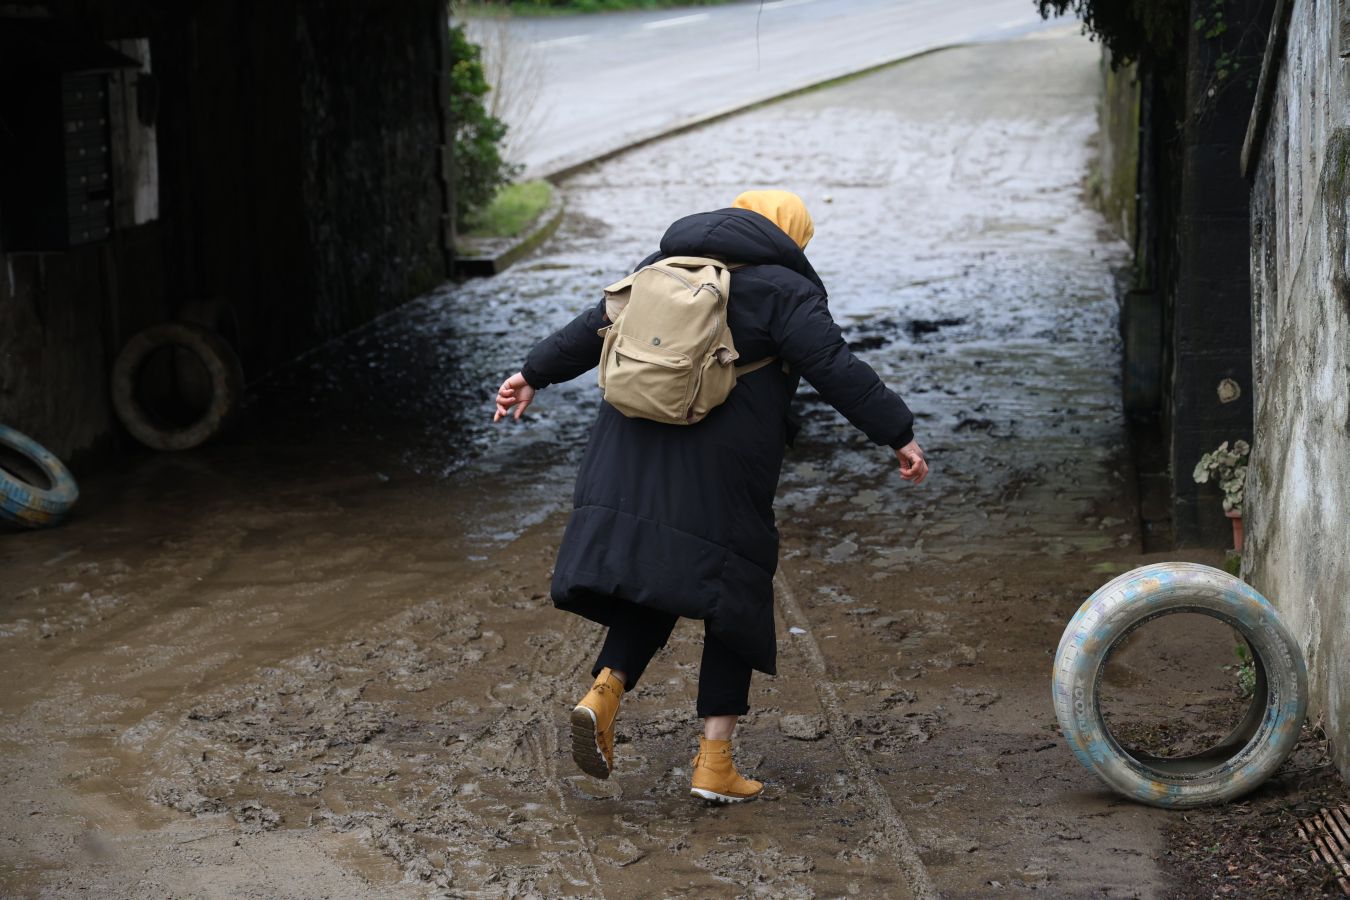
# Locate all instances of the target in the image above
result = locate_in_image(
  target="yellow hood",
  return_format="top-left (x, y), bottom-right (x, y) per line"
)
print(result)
top-left (731, 190), bottom-right (814, 251)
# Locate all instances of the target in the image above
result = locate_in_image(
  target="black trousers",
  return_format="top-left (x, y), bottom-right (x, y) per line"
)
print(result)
top-left (591, 602), bottom-right (752, 718)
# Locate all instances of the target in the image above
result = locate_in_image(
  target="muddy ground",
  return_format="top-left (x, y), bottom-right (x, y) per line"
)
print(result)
top-left (1, 31), bottom-right (1335, 899)
top-left (1162, 726), bottom-right (1348, 898)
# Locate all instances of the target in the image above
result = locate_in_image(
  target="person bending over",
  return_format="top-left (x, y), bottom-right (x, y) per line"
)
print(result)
top-left (492, 190), bottom-right (927, 803)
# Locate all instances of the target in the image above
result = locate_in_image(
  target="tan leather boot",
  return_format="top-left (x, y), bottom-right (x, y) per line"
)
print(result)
top-left (570, 667), bottom-right (624, 779)
top-left (690, 736), bottom-right (764, 803)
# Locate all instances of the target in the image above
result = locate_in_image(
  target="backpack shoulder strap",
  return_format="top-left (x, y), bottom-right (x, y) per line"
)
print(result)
top-left (735, 356), bottom-right (777, 377)
top-left (659, 256), bottom-right (730, 270)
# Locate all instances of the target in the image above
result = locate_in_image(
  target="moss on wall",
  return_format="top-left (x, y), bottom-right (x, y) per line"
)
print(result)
top-left (1096, 53), bottom-right (1140, 246)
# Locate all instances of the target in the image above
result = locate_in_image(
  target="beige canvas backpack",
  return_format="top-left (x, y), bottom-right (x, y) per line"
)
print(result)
top-left (596, 256), bottom-right (776, 425)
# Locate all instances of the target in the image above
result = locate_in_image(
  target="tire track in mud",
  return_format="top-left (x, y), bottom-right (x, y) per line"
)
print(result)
top-left (59, 500), bottom-right (914, 897)
top-left (535, 701), bottom-right (607, 900)
top-left (498, 617), bottom-right (609, 899)
top-left (774, 567), bottom-right (940, 900)
top-left (350, 602), bottom-right (610, 896)
top-left (132, 555), bottom-right (617, 897)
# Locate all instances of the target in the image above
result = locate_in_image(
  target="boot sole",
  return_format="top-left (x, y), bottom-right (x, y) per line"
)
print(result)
top-left (569, 705), bottom-right (611, 780)
top-left (690, 787), bottom-right (761, 804)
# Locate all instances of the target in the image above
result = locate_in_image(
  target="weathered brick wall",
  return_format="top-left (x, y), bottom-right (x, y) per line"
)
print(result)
top-left (1246, 0), bottom-right (1350, 778)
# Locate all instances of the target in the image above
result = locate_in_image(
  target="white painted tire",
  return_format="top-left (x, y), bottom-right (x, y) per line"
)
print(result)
top-left (1052, 562), bottom-right (1307, 808)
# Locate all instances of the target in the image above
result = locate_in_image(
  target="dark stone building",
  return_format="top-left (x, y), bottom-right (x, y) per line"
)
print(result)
top-left (0, 0), bottom-right (454, 465)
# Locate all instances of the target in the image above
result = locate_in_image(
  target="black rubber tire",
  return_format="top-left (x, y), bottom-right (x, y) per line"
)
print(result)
top-left (111, 323), bottom-right (245, 451)
top-left (1053, 562), bottom-right (1307, 808)
top-left (0, 424), bottom-right (79, 528)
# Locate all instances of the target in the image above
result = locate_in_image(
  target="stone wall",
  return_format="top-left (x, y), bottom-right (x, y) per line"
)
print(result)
top-left (1245, 0), bottom-right (1350, 778)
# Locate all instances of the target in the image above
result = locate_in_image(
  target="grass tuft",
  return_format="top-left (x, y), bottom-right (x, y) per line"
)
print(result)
top-left (463, 180), bottom-right (553, 239)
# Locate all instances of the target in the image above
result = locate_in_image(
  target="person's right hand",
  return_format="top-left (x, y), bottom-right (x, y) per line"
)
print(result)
top-left (895, 439), bottom-right (928, 484)
top-left (493, 372), bottom-right (536, 422)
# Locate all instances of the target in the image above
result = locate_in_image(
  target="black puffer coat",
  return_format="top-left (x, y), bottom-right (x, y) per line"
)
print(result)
top-left (521, 208), bottom-right (914, 674)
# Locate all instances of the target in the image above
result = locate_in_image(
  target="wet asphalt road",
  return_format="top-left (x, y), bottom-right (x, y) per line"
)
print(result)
top-left (465, 0), bottom-right (1064, 176)
top-left (0, 27), bottom-right (1250, 899)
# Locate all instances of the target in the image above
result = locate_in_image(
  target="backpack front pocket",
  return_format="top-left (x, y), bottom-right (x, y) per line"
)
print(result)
top-left (602, 333), bottom-right (695, 424)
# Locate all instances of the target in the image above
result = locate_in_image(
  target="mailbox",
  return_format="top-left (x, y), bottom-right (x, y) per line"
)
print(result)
top-left (0, 19), bottom-right (139, 252)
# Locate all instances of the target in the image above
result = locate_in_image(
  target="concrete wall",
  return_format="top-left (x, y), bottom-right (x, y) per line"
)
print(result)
top-left (0, 0), bottom-right (449, 467)
top-left (1245, 0), bottom-right (1350, 777)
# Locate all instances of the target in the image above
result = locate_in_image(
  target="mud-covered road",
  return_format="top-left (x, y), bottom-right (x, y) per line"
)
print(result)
top-left (2, 32), bottom-right (1246, 898)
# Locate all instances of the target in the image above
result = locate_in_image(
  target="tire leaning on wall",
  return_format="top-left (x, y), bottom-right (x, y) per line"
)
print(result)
top-left (1052, 562), bottom-right (1307, 809)
top-left (111, 323), bottom-right (245, 452)
top-left (0, 424), bottom-right (80, 528)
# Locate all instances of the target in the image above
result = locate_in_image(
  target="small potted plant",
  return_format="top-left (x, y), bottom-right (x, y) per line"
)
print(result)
top-left (1193, 440), bottom-right (1250, 550)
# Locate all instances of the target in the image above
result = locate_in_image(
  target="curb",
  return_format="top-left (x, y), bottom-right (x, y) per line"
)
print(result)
top-left (534, 40), bottom-right (975, 184)
top-left (454, 189), bottom-right (567, 278)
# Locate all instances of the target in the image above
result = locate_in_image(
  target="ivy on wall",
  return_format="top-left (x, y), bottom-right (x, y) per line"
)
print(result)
top-left (1037, 0), bottom-right (1264, 104)
top-left (1037, 0), bottom-right (1189, 97)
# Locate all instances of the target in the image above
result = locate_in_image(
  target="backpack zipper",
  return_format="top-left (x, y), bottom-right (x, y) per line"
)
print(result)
top-left (687, 285), bottom-right (729, 420)
top-left (650, 266), bottom-right (700, 293)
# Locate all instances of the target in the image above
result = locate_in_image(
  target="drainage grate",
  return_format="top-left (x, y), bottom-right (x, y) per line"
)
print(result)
top-left (1297, 805), bottom-right (1350, 896)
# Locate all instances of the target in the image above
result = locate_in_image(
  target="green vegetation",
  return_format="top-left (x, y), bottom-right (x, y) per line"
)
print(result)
top-left (1035, 0), bottom-right (1187, 65)
top-left (1230, 641), bottom-right (1257, 698)
top-left (463, 0), bottom-right (735, 15)
top-left (1192, 440), bottom-right (1249, 514)
top-left (1038, 1), bottom-right (1261, 99)
top-left (449, 22), bottom-right (518, 227)
top-left (463, 179), bottom-right (553, 238)
top-left (1037, 0), bottom-right (1189, 97)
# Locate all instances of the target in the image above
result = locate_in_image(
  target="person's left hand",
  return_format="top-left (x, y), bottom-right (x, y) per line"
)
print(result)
top-left (493, 372), bottom-right (536, 422)
top-left (895, 439), bottom-right (929, 484)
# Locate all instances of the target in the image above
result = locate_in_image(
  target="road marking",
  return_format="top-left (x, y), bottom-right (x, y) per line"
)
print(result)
top-left (533, 34), bottom-right (589, 48)
top-left (775, 569), bottom-right (940, 900)
top-left (643, 12), bottom-right (710, 29)
top-left (762, 0), bottom-right (817, 9)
